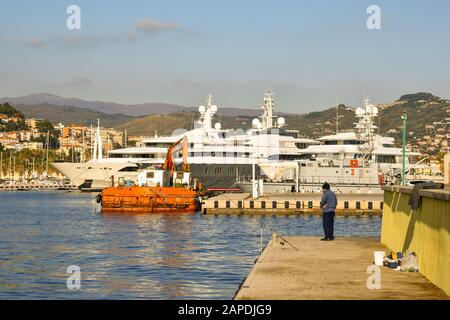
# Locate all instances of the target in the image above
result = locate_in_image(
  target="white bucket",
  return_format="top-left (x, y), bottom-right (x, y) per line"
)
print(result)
top-left (374, 251), bottom-right (385, 266)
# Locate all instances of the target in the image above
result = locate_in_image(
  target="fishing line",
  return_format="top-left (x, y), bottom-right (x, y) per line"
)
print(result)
top-left (216, 191), bottom-right (299, 252)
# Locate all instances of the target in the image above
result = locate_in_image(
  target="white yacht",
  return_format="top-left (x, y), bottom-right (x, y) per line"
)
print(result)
top-left (238, 98), bottom-right (442, 193)
top-left (52, 91), bottom-right (318, 191)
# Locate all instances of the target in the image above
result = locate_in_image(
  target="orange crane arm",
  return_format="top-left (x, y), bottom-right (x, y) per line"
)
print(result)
top-left (163, 137), bottom-right (189, 175)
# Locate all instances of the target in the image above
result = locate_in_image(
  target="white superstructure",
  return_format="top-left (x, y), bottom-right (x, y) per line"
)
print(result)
top-left (52, 91), bottom-right (317, 190)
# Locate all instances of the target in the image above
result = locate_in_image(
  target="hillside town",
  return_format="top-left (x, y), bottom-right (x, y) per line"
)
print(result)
top-left (0, 103), bottom-right (148, 158)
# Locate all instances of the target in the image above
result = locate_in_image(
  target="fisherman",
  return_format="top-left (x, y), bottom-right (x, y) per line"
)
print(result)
top-left (320, 182), bottom-right (337, 241)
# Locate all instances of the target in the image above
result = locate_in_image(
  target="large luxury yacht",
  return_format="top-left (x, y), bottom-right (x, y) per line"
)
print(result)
top-left (237, 98), bottom-right (442, 193)
top-left (51, 91), bottom-right (318, 190)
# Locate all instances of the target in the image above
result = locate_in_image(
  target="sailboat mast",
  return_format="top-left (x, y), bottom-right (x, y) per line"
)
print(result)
top-left (9, 151), bottom-right (12, 181)
top-left (81, 128), bottom-right (85, 163)
top-left (97, 119), bottom-right (103, 160)
top-left (46, 130), bottom-right (49, 175)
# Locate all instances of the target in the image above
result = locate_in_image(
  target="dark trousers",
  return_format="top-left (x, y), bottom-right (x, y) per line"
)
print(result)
top-left (323, 211), bottom-right (335, 238)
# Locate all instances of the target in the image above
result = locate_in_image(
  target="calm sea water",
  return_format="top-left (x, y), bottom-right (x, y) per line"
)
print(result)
top-left (0, 191), bottom-right (381, 299)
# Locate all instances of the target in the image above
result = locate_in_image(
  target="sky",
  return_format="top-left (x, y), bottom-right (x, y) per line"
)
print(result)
top-left (0, 0), bottom-right (450, 113)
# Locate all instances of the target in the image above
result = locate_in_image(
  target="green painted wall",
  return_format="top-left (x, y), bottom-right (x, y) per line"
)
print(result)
top-left (381, 189), bottom-right (450, 296)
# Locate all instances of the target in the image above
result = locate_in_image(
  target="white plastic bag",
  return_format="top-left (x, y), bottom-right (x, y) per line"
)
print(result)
top-left (401, 252), bottom-right (419, 272)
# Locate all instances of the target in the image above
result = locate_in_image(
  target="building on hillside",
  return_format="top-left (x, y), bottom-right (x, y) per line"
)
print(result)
top-left (20, 141), bottom-right (44, 150)
top-left (19, 130), bottom-right (34, 141)
top-left (62, 125), bottom-right (88, 139)
top-left (25, 118), bottom-right (43, 129)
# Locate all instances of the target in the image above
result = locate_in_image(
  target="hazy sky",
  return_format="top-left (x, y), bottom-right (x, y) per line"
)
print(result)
top-left (1, 0), bottom-right (449, 113)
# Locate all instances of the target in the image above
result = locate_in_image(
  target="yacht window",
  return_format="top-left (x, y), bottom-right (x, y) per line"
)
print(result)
top-left (344, 140), bottom-right (361, 145)
top-left (408, 156), bottom-right (419, 164)
top-left (376, 155), bottom-right (396, 164)
top-left (146, 172), bottom-right (155, 179)
top-left (118, 166), bottom-right (138, 172)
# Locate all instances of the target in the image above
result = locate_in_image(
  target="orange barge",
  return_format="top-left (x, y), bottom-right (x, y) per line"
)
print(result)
top-left (99, 137), bottom-right (202, 213)
top-left (100, 185), bottom-right (200, 213)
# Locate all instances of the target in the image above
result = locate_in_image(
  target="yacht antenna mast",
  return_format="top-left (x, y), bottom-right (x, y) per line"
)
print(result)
top-left (261, 89), bottom-right (274, 129)
top-left (197, 94), bottom-right (217, 130)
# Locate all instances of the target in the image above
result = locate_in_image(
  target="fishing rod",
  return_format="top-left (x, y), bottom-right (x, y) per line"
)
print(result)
top-left (217, 191), bottom-right (299, 252)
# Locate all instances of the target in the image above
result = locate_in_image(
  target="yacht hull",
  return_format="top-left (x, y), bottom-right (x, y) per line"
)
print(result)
top-left (52, 161), bottom-right (258, 191)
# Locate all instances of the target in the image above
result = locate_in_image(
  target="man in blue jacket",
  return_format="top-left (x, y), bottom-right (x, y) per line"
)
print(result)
top-left (320, 182), bottom-right (337, 241)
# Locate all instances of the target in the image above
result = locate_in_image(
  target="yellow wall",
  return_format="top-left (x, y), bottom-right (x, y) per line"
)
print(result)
top-left (381, 188), bottom-right (450, 296)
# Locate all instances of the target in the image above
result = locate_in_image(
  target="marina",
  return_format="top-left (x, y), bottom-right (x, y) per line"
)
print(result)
top-left (2, 91), bottom-right (448, 301)
top-left (2, 95), bottom-right (449, 300)
top-left (1, 1), bottom-right (450, 304)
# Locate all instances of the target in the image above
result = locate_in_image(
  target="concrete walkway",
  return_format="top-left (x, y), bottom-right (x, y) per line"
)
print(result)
top-left (235, 237), bottom-right (448, 300)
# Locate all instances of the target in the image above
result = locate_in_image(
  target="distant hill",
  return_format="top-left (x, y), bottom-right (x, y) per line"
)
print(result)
top-left (116, 111), bottom-right (256, 136)
top-left (0, 103), bottom-right (28, 132)
top-left (116, 105), bottom-right (357, 137)
top-left (0, 93), bottom-right (189, 117)
top-left (0, 93), bottom-right (267, 117)
top-left (0, 102), bottom-right (25, 118)
top-left (284, 105), bottom-right (356, 137)
top-left (285, 93), bottom-right (450, 145)
top-left (14, 103), bottom-right (134, 127)
top-left (376, 93), bottom-right (450, 145)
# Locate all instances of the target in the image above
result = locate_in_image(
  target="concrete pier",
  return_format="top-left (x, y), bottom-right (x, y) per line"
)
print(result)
top-left (203, 193), bottom-right (383, 216)
top-left (235, 237), bottom-right (448, 300)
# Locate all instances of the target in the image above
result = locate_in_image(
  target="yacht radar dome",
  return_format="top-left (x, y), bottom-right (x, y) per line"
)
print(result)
top-left (355, 107), bottom-right (365, 116)
top-left (214, 122), bottom-right (222, 130)
top-left (372, 106), bottom-right (379, 115)
top-left (277, 117), bottom-right (285, 127)
top-left (198, 105), bottom-right (206, 113)
top-left (211, 105), bottom-right (218, 113)
top-left (252, 118), bottom-right (260, 128)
